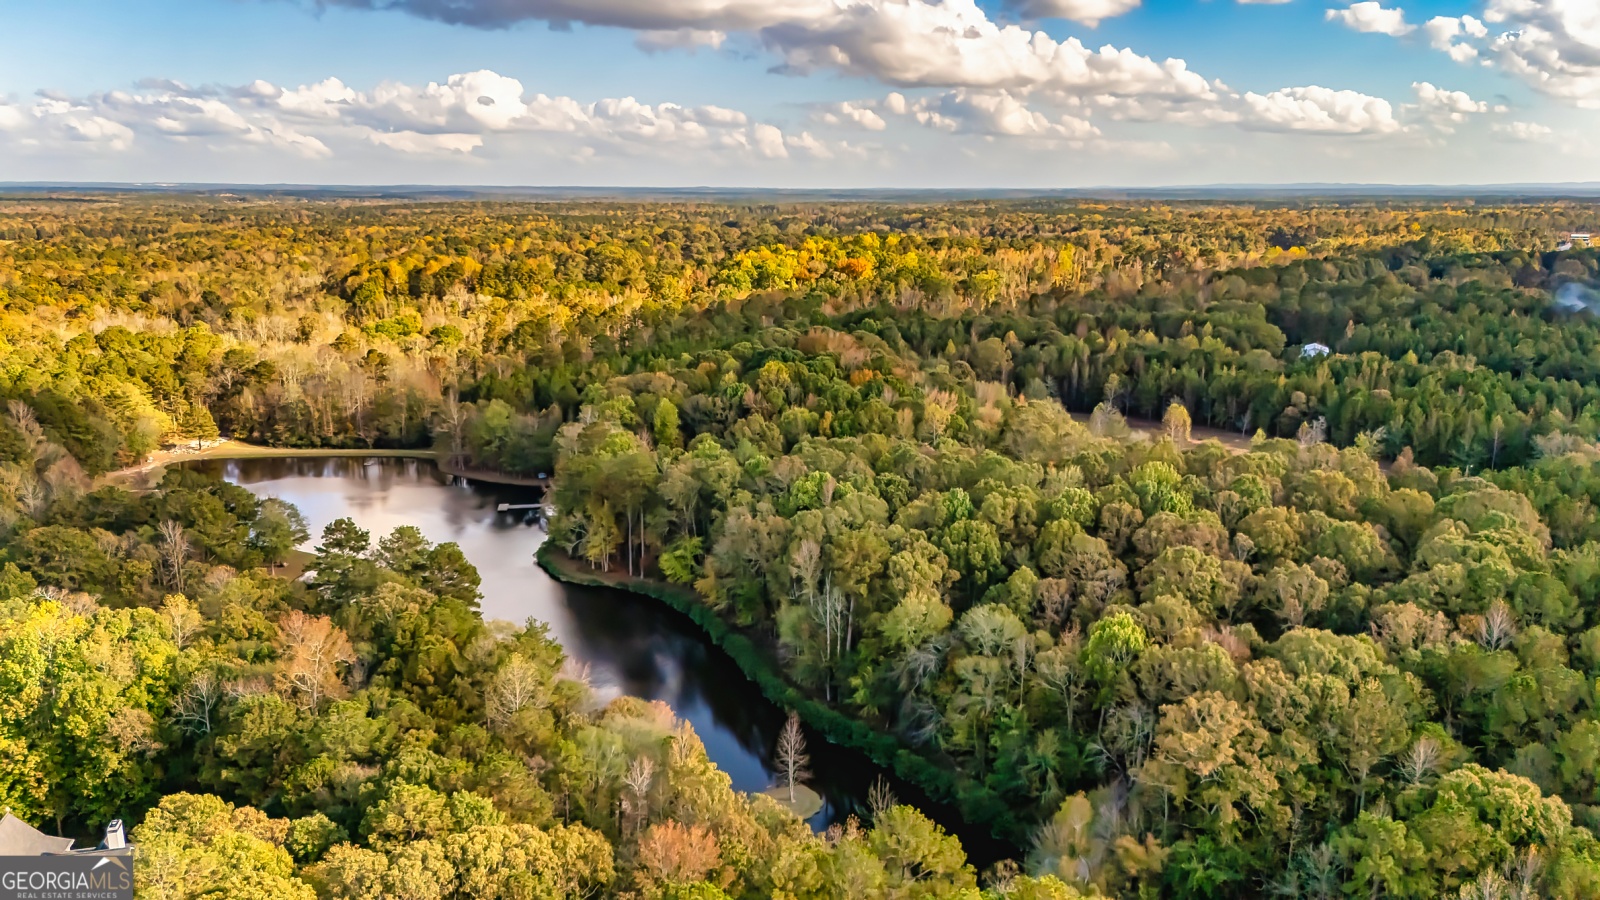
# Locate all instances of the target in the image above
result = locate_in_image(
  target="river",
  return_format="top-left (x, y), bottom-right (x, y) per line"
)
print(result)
top-left (191, 456), bottom-right (1010, 864)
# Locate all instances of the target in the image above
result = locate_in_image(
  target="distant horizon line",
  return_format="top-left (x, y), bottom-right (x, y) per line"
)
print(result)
top-left (5, 181), bottom-right (1600, 201)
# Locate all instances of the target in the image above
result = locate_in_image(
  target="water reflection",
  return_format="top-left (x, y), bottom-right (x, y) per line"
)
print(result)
top-left (187, 457), bottom-right (1010, 864)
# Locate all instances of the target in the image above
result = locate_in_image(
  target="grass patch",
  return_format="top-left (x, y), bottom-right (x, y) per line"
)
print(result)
top-left (763, 785), bottom-right (824, 820)
top-left (262, 548), bottom-right (315, 582)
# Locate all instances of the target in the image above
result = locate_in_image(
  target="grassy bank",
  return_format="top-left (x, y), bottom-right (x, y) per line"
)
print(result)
top-left (535, 543), bottom-right (1029, 853)
top-left (105, 442), bottom-right (550, 490)
top-left (437, 459), bottom-right (552, 488)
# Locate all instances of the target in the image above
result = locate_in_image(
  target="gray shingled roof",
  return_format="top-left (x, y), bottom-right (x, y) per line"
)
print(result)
top-left (0, 813), bottom-right (76, 855)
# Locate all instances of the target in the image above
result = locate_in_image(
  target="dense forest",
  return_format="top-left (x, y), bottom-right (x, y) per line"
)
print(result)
top-left (2, 194), bottom-right (1598, 476)
top-left (2, 193), bottom-right (1600, 897)
top-left (0, 470), bottom-right (1005, 899)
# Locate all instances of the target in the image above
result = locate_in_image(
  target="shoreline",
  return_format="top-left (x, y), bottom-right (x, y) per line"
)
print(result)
top-left (534, 542), bottom-right (1028, 856)
top-left (103, 441), bottom-right (551, 489)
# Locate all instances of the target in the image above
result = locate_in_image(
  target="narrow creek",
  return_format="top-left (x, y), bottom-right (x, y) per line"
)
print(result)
top-left (190, 456), bottom-right (1013, 866)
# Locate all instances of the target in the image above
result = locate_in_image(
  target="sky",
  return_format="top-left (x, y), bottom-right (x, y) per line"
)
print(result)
top-left (0, 0), bottom-right (1596, 188)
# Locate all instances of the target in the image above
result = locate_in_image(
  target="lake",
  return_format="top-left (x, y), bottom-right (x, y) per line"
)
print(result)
top-left (190, 456), bottom-right (1011, 864)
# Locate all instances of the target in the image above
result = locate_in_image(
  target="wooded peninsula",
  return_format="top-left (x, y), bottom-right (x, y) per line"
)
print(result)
top-left (3, 193), bottom-right (1600, 898)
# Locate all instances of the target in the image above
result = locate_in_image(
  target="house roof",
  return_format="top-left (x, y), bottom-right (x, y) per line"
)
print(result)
top-left (0, 812), bottom-right (77, 856)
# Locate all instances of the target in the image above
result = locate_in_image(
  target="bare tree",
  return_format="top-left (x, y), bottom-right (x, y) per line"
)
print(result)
top-left (172, 670), bottom-right (221, 735)
top-left (485, 653), bottom-right (551, 731)
top-left (224, 675), bottom-right (273, 701)
top-left (436, 391), bottom-right (471, 466)
top-left (1297, 416), bottom-right (1328, 448)
top-left (867, 775), bottom-right (897, 821)
top-left (274, 610), bottom-right (356, 711)
top-left (161, 593), bottom-right (203, 649)
top-left (1399, 736), bottom-right (1443, 786)
top-left (806, 574), bottom-right (847, 702)
top-left (775, 711), bottom-right (811, 804)
top-left (158, 520), bottom-right (190, 593)
top-left (16, 480), bottom-right (45, 518)
top-left (7, 400), bottom-right (45, 465)
top-left (1479, 601), bottom-right (1518, 650)
top-left (622, 756), bottom-right (655, 833)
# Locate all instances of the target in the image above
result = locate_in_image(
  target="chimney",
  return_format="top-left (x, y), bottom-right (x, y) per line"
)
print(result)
top-left (101, 820), bottom-right (126, 851)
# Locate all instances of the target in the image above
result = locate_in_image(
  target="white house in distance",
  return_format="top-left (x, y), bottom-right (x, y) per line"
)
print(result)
top-left (1301, 342), bottom-right (1331, 360)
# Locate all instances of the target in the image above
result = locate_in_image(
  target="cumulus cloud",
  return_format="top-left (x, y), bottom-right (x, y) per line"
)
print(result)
top-left (368, 131), bottom-right (482, 154)
top-left (1482, 0), bottom-right (1600, 108)
top-left (1423, 15), bottom-right (1489, 62)
top-left (751, 122), bottom-right (789, 157)
top-left (316, 0), bottom-right (828, 32)
top-left (230, 71), bottom-right (797, 156)
top-left (299, 0), bottom-right (1446, 147)
top-left (812, 100), bottom-right (887, 131)
top-left (635, 28), bottom-right (728, 52)
top-left (827, 90), bottom-right (1100, 140)
top-left (1241, 85), bottom-right (1401, 134)
top-left (901, 89), bottom-right (1100, 139)
top-left (1492, 120), bottom-right (1554, 140)
top-left (0, 70), bottom-right (833, 164)
top-left (0, 103), bottom-right (26, 132)
top-left (781, 130), bottom-right (833, 157)
top-left (1325, 2), bottom-right (1415, 37)
top-left (27, 98), bottom-right (138, 151)
top-left (7, 87), bottom-right (326, 157)
top-left (1400, 2), bottom-right (1600, 109)
top-left (1411, 81), bottom-right (1488, 120)
top-left (1003, 0), bottom-right (1142, 27)
top-left (309, 0), bottom-right (1223, 108)
top-left (759, 1), bottom-right (1223, 106)
top-left (1089, 93), bottom-right (1243, 126)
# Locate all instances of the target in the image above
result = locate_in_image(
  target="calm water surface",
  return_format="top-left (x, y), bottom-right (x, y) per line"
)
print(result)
top-left (192, 457), bottom-right (1009, 864)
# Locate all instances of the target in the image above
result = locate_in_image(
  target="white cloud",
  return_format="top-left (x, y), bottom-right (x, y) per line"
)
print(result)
top-left (1408, 3), bottom-right (1600, 109)
top-left (1003, 0), bottom-right (1142, 27)
top-left (300, 0), bottom-right (1445, 148)
top-left (82, 86), bottom-right (331, 157)
top-left (761, 2), bottom-right (1222, 104)
top-left (901, 89), bottom-right (1100, 139)
top-left (0, 70), bottom-right (824, 165)
top-left (319, 0), bottom-right (832, 32)
top-left (28, 99), bottom-right (138, 151)
top-left (237, 71), bottom-right (793, 156)
top-left (783, 130), bottom-right (839, 157)
top-left (1088, 92), bottom-right (1243, 126)
top-left (314, 0), bottom-right (1223, 110)
top-left (751, 123), bottom-right (789, 158)
top-left (370, 70), bottom-right (539, 132)
top-left (1492, 120), bottom-right (1554, 140)
top-left (1482, 0), bottom-right (1600, 108)
top-left (813, 101), bottom-right (888, 131)
top-left (1411, 81), bottom-right (1488, 120)
top-left (636, 28), bottom-right (728, 52)
top-left (367, 130), bottom-right (483, 154)
top-left (1325, 2), bottom-right (1415, 37)
top-left (1242, 85), bottom-right (1401, 134)
top-left (0, 102), bottom-right (28, 131)
top-left (15, 90), bottom-right (323, 156)
top-left (1423, 15), bottom-right (1489, 62)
